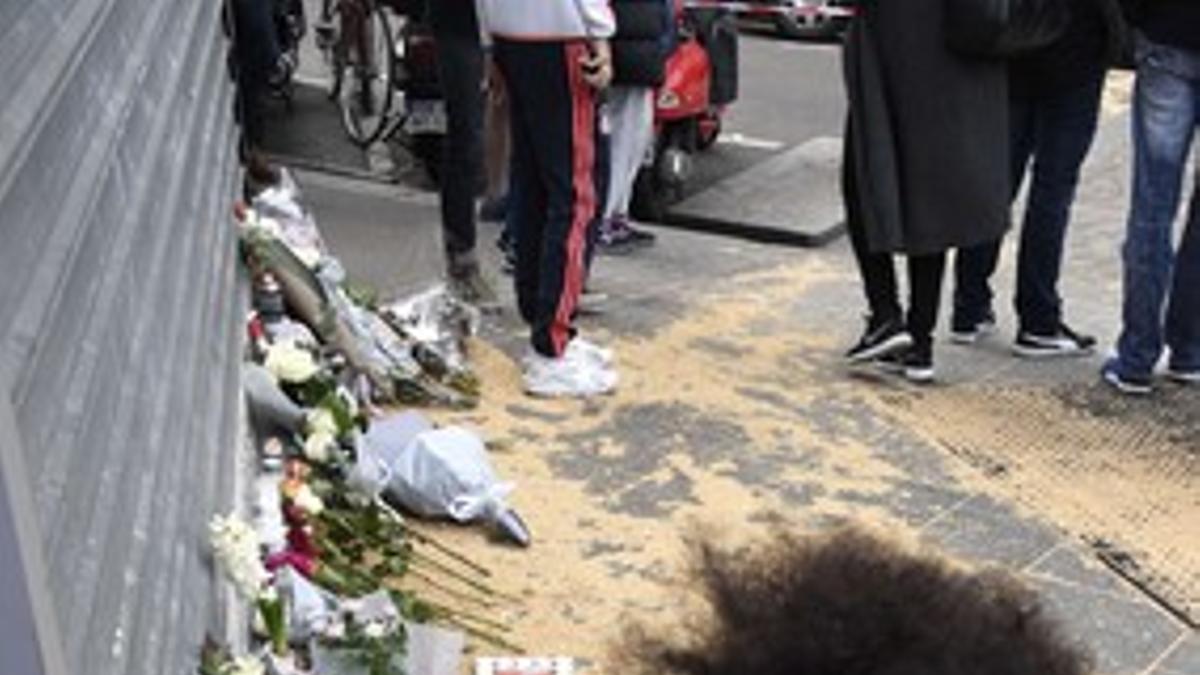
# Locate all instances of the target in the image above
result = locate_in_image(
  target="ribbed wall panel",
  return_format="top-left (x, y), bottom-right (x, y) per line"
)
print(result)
top-left (0, 0), bottom-right (244, 672)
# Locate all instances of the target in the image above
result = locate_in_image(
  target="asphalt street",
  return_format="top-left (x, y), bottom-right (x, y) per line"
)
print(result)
top-left (689, 25), bottom-right (846, 194)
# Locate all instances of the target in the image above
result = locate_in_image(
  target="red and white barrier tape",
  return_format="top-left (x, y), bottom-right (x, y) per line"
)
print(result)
top-left (682, 0), bottom-right (856, 18)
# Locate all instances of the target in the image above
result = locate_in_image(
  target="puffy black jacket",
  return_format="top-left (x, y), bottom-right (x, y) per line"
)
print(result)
top-left (611, 0), bottom-right (670, 87)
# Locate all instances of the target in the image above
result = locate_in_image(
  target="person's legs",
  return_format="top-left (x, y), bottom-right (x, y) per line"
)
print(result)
top-left (605, 87), bottom-right (654, 219)
top-left (430, 4), bottom-right (485, 267)
top-left (952, 96), bottom-right (1036, 335)
top-left (907, 252), bottom-right (948, 351)
top-left (597, 86), bottom-right (655, 252)
top-left (233, 0), bottom-right (283, 149)
top-left (498, 40), bottom-right (615, 396)
top-left (1112, 41), bottom-right (1198, 383)
top-left (501, 62), bottom-right (544, 328)
top-left (844, 142), bottom-right (901, 325)
top-left (842, 131), bottom-right (910, 362)
top-left (481, 56), bottom-right (511, 221)
top-left (1014, 73), bottom-right (1104, 338)
top-left (1165, 164), bottom-right (1200, 377)
top-left (498, 41), bottom-right (600, 358)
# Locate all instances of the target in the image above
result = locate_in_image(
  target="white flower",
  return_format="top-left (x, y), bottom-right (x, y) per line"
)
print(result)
top-left (303, 431), bottom-right (335, 463)
top-left (209, 514), bottom-right (270, 600)
top-left (264, 343), bottom-right (320, 383)
top-left (293, 484), bottom-right (325, 516)
top-left (259, 586), bottom-right (279, 604)
top-left (306, 408), bottom-right (339, 437)
top-left (228, 655), bottom-right (266, 675)
top-left (363, 622), bottom-right (386, 640)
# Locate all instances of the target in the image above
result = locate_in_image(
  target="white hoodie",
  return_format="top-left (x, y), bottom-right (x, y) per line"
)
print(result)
top-left (477, 0), bottom-right (616, 42)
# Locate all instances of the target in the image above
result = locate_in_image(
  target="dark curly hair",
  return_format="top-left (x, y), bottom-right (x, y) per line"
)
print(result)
top-left (620, 527), bottom-right (1092, 675)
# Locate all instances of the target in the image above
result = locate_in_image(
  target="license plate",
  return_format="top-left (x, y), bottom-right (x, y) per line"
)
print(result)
top-left (405, 99), bottom-right (446, 135)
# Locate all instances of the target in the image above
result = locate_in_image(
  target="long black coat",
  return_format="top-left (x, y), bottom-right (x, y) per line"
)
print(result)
top-left (843, 0), bottom-right (1010, 255)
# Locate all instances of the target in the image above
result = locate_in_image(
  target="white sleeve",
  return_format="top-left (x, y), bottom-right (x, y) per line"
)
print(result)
top-left (573, 0), bottom-right (616, 38)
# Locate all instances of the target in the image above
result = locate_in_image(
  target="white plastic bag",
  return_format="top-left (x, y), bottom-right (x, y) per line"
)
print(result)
top-left (388, 427), bottom-right (531, 546)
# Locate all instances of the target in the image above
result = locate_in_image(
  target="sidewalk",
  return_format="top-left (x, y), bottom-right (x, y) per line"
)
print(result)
top-left (295, 100), bottom-right (1198, 672)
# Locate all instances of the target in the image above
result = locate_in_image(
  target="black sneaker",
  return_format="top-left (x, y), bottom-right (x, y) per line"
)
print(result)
top-left (950, 309), bottom-right (997, 345)
top-left (846, 316), bottom-right (912, 363)
top-left (1012, 323), bottom-right (1096, 359)
top-left (877, 343), bottom-right (935, 383)
top-left (1165, 365), bottom-right (1200, 385)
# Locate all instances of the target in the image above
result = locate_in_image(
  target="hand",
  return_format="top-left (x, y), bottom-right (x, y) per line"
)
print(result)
top-left (581, 39), bottom-right (613, 90)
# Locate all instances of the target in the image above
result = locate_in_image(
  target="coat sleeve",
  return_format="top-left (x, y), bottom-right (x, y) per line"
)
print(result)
top-left (573, 0), bottom-right (617, 38)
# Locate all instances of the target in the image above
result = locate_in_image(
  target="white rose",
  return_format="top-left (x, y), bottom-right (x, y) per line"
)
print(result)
top-left (293, 485), bottom-right (325, 515)
top-left (303, 431), bottom-right (335, 463)
top-left (306, 408), bottom-right (339, 437)
top-left (264, 343), bottom-right (319, 383)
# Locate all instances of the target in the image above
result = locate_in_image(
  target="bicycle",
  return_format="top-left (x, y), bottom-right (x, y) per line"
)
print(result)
top-left (315, 0), bottom-right (446, 182)
top-left (315, 0), bottom-right (406, 146)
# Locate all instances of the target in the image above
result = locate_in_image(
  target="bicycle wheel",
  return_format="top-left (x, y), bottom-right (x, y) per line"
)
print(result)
top-left (338, 1), bottom-right (397, 146)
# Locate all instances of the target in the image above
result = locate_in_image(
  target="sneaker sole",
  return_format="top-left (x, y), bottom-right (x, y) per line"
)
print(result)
top-left (1165, 370), bottom-right (1200, 385)
top-left (847, 332), bottom-right (913, 364)
top-left (949, 331), bottom-right (978, 345)
top-left (1012, 343), bottom-right (1095, 360)
top-left (904, 367), bottom-right (936, 384)
top-left (1102, 370), bottom-right (1152, 396)
top-left (523, 377), bottom-right (617, 398)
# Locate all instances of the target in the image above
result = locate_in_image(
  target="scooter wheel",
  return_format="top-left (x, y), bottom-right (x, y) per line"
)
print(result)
top-left (697, 116), bottom-right (722, 151)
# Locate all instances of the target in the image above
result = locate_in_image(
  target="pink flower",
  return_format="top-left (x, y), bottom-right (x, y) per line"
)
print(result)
top-left (266, 549), bottom-right (317, 577)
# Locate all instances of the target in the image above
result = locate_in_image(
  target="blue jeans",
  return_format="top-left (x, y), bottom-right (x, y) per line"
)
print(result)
top-left (954, 72), bottom-right (1105, 335)
top-left (1114, 36), bottom-right (1200, 377)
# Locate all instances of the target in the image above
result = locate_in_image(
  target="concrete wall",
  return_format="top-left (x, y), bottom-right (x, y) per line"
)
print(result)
top-left (0, 1), bottom-right (244, 673)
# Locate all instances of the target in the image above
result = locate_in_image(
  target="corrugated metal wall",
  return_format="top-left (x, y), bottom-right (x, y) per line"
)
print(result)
top-left (0, 0), bottom-right (245, 673)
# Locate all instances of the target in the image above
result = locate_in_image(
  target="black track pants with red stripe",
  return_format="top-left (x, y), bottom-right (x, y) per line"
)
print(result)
top-left (495, 39), bottom-right (608, 358)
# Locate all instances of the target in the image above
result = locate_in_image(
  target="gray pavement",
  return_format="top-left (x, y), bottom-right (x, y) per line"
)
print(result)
top-left (275, 27), bottom-right (1196, 673)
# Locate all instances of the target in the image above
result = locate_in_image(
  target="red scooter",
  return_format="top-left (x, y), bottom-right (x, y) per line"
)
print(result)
top-left (632, 3), bottom-right (738, 221)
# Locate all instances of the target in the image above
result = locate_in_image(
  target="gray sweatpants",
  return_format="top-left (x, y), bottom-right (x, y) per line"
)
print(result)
top-left (604, 86), bottom-right (655, 219)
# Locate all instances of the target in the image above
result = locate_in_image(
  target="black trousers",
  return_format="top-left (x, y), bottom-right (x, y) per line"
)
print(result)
top-left (233, 0), bottom-right (282, 148)
top-left (496, 40), bottom-right (607, 357)
top-left (954, 72), bottom-right (1104, 334)
top-left (429, 0), bottom-right (484, 261)
top-left (843, 139), bottom-right (947, 348)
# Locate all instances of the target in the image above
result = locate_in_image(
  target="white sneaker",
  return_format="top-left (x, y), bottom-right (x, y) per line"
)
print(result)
top-left (566, 337), bottom-right (615, 368)
top-left (523, 351), bottom-right (618, 398)
top-left (522, 338), bottom-right (615, 368)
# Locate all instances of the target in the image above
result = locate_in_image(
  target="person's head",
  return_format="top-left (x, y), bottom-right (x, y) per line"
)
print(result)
top-left (621, 527), bottom-right (1091, 675)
